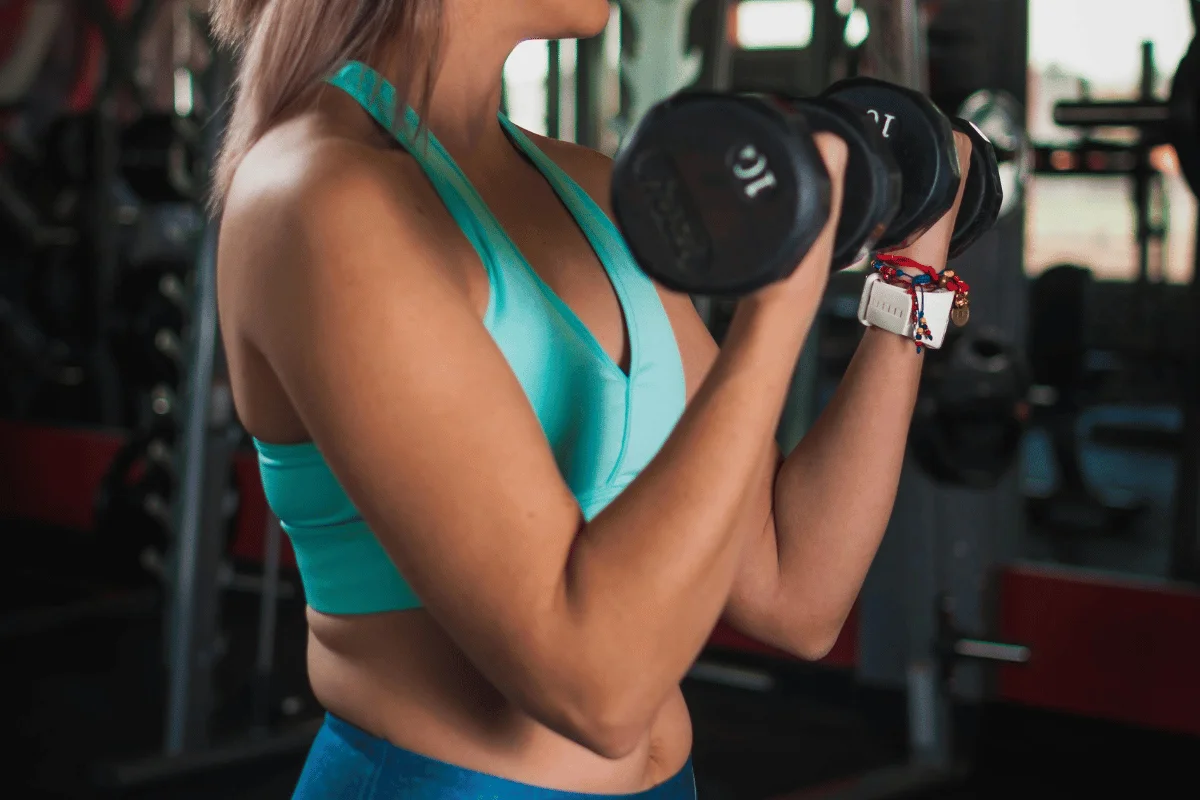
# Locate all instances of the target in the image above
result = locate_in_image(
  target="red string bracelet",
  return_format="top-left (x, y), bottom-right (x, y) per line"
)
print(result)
top-left (872, 254), bottom-right (972, 353)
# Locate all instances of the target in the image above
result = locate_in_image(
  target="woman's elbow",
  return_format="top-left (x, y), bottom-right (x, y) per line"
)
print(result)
top-left (774, 614), bottom-right (848, 662)
top-left (517, 656), bottom-right (653, 760)
top-left (538, 683), bottom-right (651, 760)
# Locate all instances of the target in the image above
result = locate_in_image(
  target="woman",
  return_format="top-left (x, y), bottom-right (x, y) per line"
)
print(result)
top-left (212, 0), bottom-right (971, 797)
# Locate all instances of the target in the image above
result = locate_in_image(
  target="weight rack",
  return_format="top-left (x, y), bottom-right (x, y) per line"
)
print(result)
top-left (92, 4), bottom-right (319, 789)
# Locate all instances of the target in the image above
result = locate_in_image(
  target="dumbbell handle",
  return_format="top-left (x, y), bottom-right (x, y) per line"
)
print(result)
top-left (1054, 100), bottom-right (1171, 129)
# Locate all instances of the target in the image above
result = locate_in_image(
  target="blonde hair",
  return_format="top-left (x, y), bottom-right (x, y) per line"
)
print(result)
top-left (208, 0), bottom-right (444, 212)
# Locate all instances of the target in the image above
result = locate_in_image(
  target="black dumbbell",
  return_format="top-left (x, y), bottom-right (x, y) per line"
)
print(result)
top-left (948, 117), bottom-right (1002, 259)
top-left (610, 82), bottom-right (1000, 296)
top-left (610, 92), bottom-right (833, 296)
top-left (821, 77), bottom-right (963, 251)
top-left (611, 91), bottom-right (905, 291)
top-left (824, 78), bottom-right (1007, 259)
top-left (774, 95), bottom-right (903, 270)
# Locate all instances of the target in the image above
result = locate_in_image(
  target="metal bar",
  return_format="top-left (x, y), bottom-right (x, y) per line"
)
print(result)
top-left (89, 91), bottom-right (124, 425)
top-left (163, 217), bottom-right (221, 754)
top-left (547, 39), bottom-right (561, 138)
top-left (686, 660), bottom-right (775, 692)
top-left (253, 515), bottom-right (284, 731)
top-left (574, 34), bottom-right (604, 149)
top-left (710, 0), bottom-right (735, 92)
top-left (162, 48), bottom-right (234, 756)
top-left (952, 639), bottom-right (1031, 664)
top-left (1053, 101), bottom-right (1172, 127)
top-left (899, 0), bottom-right (927, 92)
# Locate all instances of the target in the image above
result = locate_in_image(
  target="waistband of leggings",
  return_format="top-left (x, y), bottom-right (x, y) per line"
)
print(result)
top-left (323, 712), bottom-right (695, 799)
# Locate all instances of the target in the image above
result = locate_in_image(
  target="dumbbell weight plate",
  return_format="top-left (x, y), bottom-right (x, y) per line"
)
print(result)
top-left (958, 90), bottom-right (1032, 221)
top-left (948, 118), bottom-right (1002, 260)
top-left (776, 96), bottom-right (902, 270)
top-left (611, 92), bottom-right (832, 296)
top-left (822, 77), bottom-right (961, 251)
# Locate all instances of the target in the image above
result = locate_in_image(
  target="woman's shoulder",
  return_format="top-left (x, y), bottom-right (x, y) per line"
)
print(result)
top-left (226, 118), bottom-right (432, 230)
top-left (216, 117), bottom-right (465, 340)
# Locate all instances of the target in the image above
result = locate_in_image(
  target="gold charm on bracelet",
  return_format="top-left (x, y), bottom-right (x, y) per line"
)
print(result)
top-left (950, 289), bottom-right (970, 327)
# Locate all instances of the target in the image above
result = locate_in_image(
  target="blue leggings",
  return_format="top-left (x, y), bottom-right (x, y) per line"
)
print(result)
top-left (294, 714), bottom-right (697, 799)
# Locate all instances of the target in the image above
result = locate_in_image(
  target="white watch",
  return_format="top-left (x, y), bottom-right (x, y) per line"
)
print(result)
top-left (857, 273), bottom-right (955, 350)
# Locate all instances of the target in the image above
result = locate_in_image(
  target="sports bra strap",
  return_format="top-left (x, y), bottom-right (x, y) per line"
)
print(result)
top-left (325, 61), bottom-right (509, 293)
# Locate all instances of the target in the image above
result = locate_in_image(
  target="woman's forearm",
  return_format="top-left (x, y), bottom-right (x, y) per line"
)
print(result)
top-left (560, 286), bottom-right (823, 727)
top-left (771, 326), bottom-right (923, 638)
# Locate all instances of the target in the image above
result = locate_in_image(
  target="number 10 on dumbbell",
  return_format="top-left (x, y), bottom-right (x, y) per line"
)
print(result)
top-left (610, 77), bottom-right (1001, 341)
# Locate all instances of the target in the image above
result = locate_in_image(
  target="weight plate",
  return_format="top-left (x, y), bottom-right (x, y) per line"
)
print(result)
top-left (779, 95), bottom-right (902, 270)
top-left (948, 118), bottom-right (1002, 259)
top-left (612, 92), bottom-right (832, 296)
top-left (958, 90), bottom-right (1032, 220)
top-left (822, 77), bottom-right (961, 251)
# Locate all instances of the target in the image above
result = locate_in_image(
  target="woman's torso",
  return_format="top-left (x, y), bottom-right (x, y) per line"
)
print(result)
top-left (220, 71), bottom-right (694, 793)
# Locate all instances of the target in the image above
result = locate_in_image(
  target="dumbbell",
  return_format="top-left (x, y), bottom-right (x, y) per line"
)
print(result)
top-left (820, 78), bottom-right (1001, 259)
top-left (611, 92), bottom-right (833, 296)
top-left (611, 81), bottom-right (1004, 296)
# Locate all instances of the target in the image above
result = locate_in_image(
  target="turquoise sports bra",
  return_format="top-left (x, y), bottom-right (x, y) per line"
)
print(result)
top-left (253, 62), bottom-right (687, 614)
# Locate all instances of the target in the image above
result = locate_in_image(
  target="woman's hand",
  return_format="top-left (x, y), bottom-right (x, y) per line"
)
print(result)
top-left (885, 130), bottom-right (975, 272)
top-left (747, 132), bottom-right (850, 311)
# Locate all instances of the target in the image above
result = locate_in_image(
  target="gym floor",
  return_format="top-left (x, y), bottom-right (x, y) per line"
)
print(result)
top-left (3, 519), bottom-right (1194, 800)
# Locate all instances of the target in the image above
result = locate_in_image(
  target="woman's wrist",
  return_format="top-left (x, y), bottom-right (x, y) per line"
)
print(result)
top-left (859, 255), bottom-right (971, 352)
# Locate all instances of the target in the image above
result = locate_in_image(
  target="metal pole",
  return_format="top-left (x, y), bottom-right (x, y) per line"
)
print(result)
top-left (253, 514), bottom-right (284, 732)
top-left (163, 49), bottom-right (234, 755)
top-left (163, 220), bottom-right (220, 754)
top-left (574, 33), bottom-right (604, 149)
top-left (898, 0), bottom-right (928, 93)
top-left (710, 0), bottom-right (735, 92)
top-left (547, 39), bottom-right (562, 139)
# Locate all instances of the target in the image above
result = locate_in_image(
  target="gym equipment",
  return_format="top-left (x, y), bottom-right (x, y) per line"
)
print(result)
top-left (956, 90), bottom-right (1032, 223)
top-left (1024, 265), bottom-right (1148, 543)
top-left (610, 91), bottom-right (833, 296)
top-left (611, 78), bottom-right (992, 295)
top-left (611, 77), bottom-right (1012, 294)
top-left (821, 76), bottom-right (962, 251)
top-left (779, 95), bottom-right (902, 270)
top-left (110, 261), bottom-right (189, 396)
top-left (92, 425), bottom-right (175, 580)
top-left (909, 326), bottom-right (1031, 489)
top-left (1052, 36), bottom-right (1200, 195)
top-left (1051, 31), bottom-right (1200, 582)
top-left (946, 118), bottom-right (1001, 260)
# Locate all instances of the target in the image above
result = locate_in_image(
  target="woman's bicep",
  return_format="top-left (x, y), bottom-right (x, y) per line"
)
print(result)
top-left (232, 162), bottom-right (581, 667)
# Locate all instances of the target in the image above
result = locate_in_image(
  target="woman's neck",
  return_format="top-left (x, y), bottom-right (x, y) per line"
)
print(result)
top-left (379, 21), bottom-right (520, 176)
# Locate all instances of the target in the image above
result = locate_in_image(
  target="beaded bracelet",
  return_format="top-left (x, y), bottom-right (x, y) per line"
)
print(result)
top-left (871, 254), bottom-right (972, 353)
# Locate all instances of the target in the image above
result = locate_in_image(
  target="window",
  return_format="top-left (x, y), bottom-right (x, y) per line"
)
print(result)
top-left (1026, 0), bottom-right (1196, 283)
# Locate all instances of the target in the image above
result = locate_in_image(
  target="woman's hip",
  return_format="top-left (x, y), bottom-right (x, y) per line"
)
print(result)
top-left (293, 713), bottom-right (696, 799)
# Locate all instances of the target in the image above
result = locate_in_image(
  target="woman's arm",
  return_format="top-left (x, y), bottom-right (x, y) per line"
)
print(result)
top-left (717, 133), bottom-right (976, 658)
top-left (625, 133), bottom-right (973, 660)
top-left (220, 133), bottom-right (846, 760)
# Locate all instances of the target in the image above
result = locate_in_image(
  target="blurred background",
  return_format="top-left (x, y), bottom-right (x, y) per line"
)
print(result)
top-left (1, 0), bottom-right (1198, 798)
